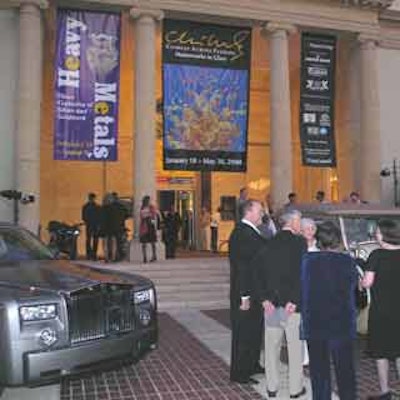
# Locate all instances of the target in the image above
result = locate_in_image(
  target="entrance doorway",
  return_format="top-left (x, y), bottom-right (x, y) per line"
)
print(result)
top-left (157, 190), bottom-right (197, 249)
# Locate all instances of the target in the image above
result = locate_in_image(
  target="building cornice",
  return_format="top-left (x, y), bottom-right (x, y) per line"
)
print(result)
top-left (380, 8), bottom-right (400, 21)
top-left (378, 9), bottom-right (400, 48)
top-left (341, 0), bottom-right (394, 9)
top-left (143, 0), bottom-right (381, 36)
top-left (6, 0), bottom-right (397, 42)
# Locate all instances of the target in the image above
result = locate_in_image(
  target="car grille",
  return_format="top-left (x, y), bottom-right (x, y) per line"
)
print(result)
top-left (67, 284), bottom-right (135, 345)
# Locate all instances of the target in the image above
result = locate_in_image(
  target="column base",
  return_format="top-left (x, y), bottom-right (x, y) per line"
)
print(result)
top-left (129, 239), bottom-right (165, 263)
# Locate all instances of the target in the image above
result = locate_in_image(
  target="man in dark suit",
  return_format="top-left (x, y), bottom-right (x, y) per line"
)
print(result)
top-left (229, 199), bottom-right (266, 384)
top-left (258, 209), bottom-right (307, 398)
top-left (81, 192), bottom-right (101, 260)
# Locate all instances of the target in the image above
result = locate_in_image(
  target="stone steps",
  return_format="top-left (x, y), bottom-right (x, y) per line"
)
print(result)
top-left (84, 257), bottom-right (230, 311)
top-left (155, 282), bottom-right (229, 293)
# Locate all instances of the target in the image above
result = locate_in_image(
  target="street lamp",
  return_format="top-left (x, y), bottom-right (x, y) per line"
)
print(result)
top-left (380, 159), bottom-right (399, 207)
top-left (0, 190), bottom-right (35, 224)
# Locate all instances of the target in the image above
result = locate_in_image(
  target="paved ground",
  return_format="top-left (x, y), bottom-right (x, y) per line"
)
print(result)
top-left (203, 309), bottom-right (400, 400)
top-left (60, 313), bottom-right (262, 400)
top-left (3, 307), bottom-right (400, 399)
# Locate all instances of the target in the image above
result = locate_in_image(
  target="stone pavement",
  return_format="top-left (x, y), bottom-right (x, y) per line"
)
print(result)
top-left (3, 307), bottom-right (400, 399)
top-left (2, 308), bottom-right (309, 400)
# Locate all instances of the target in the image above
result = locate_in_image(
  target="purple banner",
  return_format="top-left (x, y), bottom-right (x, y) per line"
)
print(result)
top-left (54, 9), bottom-right (121, 161)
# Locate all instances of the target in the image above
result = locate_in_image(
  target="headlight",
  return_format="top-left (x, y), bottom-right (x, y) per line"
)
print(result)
top-left (134, 288), bottom-right (154, 305)
top-left (19, 304), bottom-right (57, 321)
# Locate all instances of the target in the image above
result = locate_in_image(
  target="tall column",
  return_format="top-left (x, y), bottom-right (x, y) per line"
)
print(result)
top-left (348, 39), bottom-right (362, 195)
top-left (130, 6), bottom-right (163, 237)
top-left (358, 35), bottom-right (382, 203)
top-left (265, 23), bottom-right (296, 210)
top-left (16, 0), bottom-right (46, 233)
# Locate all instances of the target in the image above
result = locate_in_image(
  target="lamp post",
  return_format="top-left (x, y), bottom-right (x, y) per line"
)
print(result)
top-left (0, 190), bottom-right (35, 225)
top-left (380, 159), bottom-right (399, 207)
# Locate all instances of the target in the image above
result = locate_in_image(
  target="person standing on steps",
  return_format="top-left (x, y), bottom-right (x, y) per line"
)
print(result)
top-left (81, 192), bottom-right (101, 260)
top-left (210, 207), bottom-right (221, 253)
top-left (139, 195), bottom-right (158, 263)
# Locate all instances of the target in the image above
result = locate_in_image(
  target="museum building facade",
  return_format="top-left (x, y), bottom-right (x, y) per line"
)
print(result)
top-left (1, 0), bottom-right (400, 247)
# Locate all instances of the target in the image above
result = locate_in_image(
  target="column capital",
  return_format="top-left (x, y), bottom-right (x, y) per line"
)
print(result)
top-left (130, 5), bottom-right (164, 21)
top-left (262, 21), bottom-right (297, 38)
top-left (357, 33), bottom-right (380, 49)
top-left (14, 0), bottom-right (48, 9)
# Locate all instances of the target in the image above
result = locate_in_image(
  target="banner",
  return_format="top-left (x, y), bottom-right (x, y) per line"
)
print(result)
top-left (54, 9), bottom-right (121, 161)
top-left (162, 19), bottom-right (251, 172)
top-left (300, 33), bottom-right (337, 167)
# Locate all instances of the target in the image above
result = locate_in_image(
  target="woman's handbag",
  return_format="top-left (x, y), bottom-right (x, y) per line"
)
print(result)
top-left (355, 264), bottom-right (370, 310)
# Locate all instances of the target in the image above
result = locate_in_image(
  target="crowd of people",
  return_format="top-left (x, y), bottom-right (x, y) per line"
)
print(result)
top-left (81, 192), bottom-right (182, 263)
top-left (229, 198), bottom-right (400, 400)
top-left (81, 191), bottom-right (129, 262)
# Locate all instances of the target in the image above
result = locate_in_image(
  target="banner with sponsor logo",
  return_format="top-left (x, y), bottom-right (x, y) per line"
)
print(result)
top-left (54, 9), bottom-right (121, 161)
top-left (162, 19), bottom-right (251, 172)
top-left (300, 33), bottom-right (337, 167)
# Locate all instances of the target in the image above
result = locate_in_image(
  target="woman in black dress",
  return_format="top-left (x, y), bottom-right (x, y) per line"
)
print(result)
top-left (363, 219), bottom-right (400, 400)
top-left (139, 195), bottom-right (158, 263)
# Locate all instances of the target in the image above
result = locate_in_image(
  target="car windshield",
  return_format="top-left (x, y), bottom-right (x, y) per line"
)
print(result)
top-left (342, 216), bottom-right (400, 244)
top-left (0, 227), bottom-right (55, 262)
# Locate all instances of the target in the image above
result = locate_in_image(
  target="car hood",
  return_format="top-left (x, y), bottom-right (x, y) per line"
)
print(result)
top-left (0, 260), bottom-right (152, 295)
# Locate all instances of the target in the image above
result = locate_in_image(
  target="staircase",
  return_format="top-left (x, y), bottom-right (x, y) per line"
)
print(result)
top-left (88, 257), bottom-right (230, 311)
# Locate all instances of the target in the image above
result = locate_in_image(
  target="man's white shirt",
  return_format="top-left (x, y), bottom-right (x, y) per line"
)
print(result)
top-left (241, 218), bottom-right (261, 235)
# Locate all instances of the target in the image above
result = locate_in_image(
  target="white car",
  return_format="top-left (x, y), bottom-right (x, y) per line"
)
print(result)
top-left (294, 203), bottom-right (400, 334)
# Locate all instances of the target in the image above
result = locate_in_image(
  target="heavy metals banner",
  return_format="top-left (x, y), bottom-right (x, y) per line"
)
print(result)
top-left (54, 9), bottom-right (121, 161)
top-left (300, 33), bottom-right (337, 167)
top-left (162, 19), bottom-right (252, 172)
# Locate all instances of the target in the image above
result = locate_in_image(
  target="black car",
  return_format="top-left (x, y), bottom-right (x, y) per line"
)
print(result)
top-left (0, 223), bottom-right (157, 392)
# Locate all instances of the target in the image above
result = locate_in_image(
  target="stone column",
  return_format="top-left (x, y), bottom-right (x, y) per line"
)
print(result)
top-left (16, 0), bottom-right (47, 233)
top-left (265, 22), bottom-right (296, 210)
top-left (358, 35), bottom-right (382, 203)
top-left (130, 6), bottom-right (163, 237)
top-left (129, 6), bottom-right (165, 262)
top-left (348, 38), bottom-right (362, 195)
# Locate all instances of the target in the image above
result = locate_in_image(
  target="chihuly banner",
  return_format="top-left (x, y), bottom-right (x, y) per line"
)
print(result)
top-left (54, 9), bottom-right (121, 161)
top-left (300, 33), bottom-right (337, 167)
top-left (162, 19), bottom-right (251, 172)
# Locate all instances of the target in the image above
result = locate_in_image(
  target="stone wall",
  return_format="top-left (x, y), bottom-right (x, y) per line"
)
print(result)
top-left (378, 47), bottom-right (400, 205)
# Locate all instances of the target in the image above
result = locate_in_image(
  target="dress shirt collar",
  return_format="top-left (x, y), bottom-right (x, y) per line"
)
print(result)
top-left (241, 218), bottom-right (261, 235)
